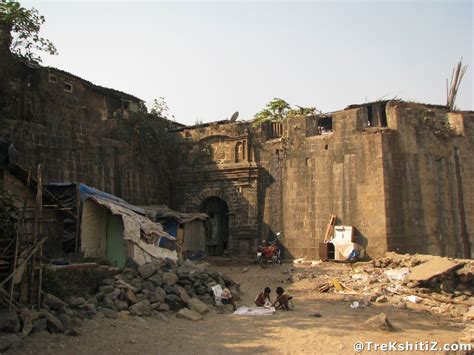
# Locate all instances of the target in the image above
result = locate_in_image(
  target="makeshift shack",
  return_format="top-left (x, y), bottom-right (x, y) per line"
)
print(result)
top-left (141, 205), bottom-right (208, 259)
top-left (79, 187), bottom-right (177, 267)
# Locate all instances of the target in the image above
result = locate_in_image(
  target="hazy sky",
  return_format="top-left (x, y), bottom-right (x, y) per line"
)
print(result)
top-left (24, 1), bottom-right (473, 125)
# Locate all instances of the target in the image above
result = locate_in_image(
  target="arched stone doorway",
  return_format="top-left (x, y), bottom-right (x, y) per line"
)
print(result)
top-left (200, 197), bottom-right (229, 256)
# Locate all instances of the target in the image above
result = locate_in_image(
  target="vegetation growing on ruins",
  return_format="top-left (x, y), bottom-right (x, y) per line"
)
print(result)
top-left (108, 98), bottom-right (177, 167)
top-left (0, 1), bottom-right (57, 62)
top-left (149, 97), bottom-right (175, 121)
top-left (253, 98), bottom-right (319, 126)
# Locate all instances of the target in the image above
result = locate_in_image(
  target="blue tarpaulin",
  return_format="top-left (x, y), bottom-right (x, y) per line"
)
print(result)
top-left (78, 184), bottom-right (145, 215)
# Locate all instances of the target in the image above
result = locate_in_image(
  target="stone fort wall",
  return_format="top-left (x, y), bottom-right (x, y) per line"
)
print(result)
top-left (171, 102), bottom-right (474, 259)
top-left (0, 53), bottom-right (170, 205)
top-left (2, 47), bottom-right (472, 259)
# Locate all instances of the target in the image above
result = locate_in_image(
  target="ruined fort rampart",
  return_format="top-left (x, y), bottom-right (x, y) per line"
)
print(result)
top-left (1, 45), bottom-right (472, 259)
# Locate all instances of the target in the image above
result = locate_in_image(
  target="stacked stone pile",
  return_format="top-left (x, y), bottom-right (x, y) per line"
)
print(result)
top-left (92, 258), bottom-right (240, 319)
top-left (0, 258), bottom-right (240, 351)
top-left (0, 293), bottom-right (85, 351)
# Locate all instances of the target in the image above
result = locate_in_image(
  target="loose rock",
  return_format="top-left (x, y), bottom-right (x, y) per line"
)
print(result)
top-left (138, 263), bottom-right (157, 279)
top-left (163, 272), bottom-right (179, 286)
top-left (176, 308), bottom-right (203, 322)
top-left (365, 313), bottom-right (394, 331)
top-left (129, 300), bottom-right (152, 316)
top-left (0, 309), bottom-right (21, 333)
top-left (188, 297), bottom-right (210, 315)
top-left (0, 334), bottom-right (23, 352)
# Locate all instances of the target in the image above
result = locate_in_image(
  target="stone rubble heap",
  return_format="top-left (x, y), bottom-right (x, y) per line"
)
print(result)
top-left (93, 258), bottom-right (240, 319)
top-left (290, 252), bottom-right (472, 308)
top-left (289, 252), bottom-right (474, 348)
top-left (0, 258), bottom-right (240, 352)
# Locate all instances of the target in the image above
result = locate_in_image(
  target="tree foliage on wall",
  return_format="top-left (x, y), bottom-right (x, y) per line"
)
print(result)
top-left (149, 97), bottom-right (175, 121)
top-left (0, 1), bottom-right (58, 63)
top-left (108, 98), bottom-right (177, 167)
top-left (253, 98), bottom-right (319, 126)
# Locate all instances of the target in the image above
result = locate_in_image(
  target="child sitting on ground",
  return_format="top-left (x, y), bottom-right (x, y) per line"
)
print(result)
top-left (221, 287), bottom-right (237, 310)
top-left (273, 287), bottom-right (293, 310)
top-left (255, 287), bottom-right (272, 307)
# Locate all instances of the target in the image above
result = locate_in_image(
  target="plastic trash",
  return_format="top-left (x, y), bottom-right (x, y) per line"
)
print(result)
top-left (384, 268), bottom-right (410, 281)
top-left (212, 284), bottom-right (223, 305)
top-left (350, 301), bottom-right (360, 308)
top-left (404, 295), bottom-right (422, 304)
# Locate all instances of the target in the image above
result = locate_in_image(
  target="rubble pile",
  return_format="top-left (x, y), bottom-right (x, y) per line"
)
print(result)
top-left (93, 258), bottom-right (240, 319)
top-left (289, 252), bottom-right (473, 319)
top-left (0, 294), bottom-right (84, 351)
top-left (0, 258), bottom-right (240, 352)
top-left (289, 252), bottom-right (474, 348)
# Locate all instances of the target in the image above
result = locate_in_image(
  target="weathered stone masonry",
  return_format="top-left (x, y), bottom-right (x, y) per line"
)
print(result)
top-left (1, 42), bottom-right (472, 259)
top-left (0, 51), bottom-right (171, 206)
top-left (171, 102), bottom-right (474, 259)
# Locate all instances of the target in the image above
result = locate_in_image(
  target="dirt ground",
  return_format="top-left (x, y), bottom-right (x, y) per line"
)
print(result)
top-left (10, 259), bottom-right (466, 354)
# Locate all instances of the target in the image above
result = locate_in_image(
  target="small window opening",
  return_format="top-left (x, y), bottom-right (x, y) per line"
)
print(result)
top-left (318, 115), bottom-right (333, 134)
top-left (49, 74), bottom-right (57, 84)
top-left (367, 105), bottom-right (374, 127)
top-left (325, 144), bottom-right (329, 150)
top-left (63, 82), bottom-right (73, 93)
top-left (122, 100), bottom-right (130, 110)
top-left (380, 107), bottom-right (388, 127)
top-left (305, 158), bottom-right (311, 167)
top-left (367, 102), bottom-right (388, 127)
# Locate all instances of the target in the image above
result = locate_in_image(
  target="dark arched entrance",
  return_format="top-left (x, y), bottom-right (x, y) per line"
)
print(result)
top-left (200, 197), bottom-right (229, 256)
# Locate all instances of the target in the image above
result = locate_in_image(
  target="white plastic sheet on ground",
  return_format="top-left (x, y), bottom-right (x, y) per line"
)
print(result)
top-left (233, 306), bottom-right (276, 316)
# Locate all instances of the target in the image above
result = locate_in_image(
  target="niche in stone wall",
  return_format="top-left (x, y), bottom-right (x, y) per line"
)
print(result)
top-left (235, 141), bottom-right (246, 163)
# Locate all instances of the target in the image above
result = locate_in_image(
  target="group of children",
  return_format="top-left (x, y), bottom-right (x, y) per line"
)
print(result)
top-left (255, 286), bottom-right (292, 310)
top-left (218, 286), bottom-right (293, 311)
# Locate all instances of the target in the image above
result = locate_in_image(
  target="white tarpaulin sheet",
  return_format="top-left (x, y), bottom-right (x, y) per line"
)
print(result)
top-left (86, 196), bottom-right (177, 263)
top-left (233, 306), bottom-right (276, 316)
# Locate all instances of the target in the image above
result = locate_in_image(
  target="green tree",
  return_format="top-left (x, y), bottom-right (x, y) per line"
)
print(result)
top-left (149, 97), bottom-right (175, 121)
top-left (253, 98), bottom-right (290, 125)
top-left (0, 1), bottom-right (57, 62)
top-left (253, 98), bottom-right (319, 126)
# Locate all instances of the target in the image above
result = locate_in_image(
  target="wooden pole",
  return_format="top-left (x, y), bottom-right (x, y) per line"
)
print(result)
top-left (9, 169), bottom-right (31, 311)
top-left (323, 214), bottom-right (336, 243)
top-left (37, 166), bottom-right (43, 308)
top-left (75, 183), bottom-right (81, 254)
top-left (29, 164), bottom-right (41, 306)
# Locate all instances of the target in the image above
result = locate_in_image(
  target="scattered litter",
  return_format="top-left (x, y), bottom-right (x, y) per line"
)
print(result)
top-left (350, 301), bottom-right (360, 309)
top-left (241, 267), bottom-right (250, 273)
top-left (404, 295), bottom-right (422, 304)
top-left (233, 306), bottom-right (275, 316)
top-left (351, 274), bottom-right (368, 281)
top-left (293, 258), bottom-right (306, 264)
top-left (331, 278), bottom-right (343, 291)
top-left (212, 285), bottom-right (223, 305)
top-left (384, 268), bottom-right (410, 281)
top-left (308, 312), bottom-right (322, 318)
top-left (386, 284), bottom-right (404, 294)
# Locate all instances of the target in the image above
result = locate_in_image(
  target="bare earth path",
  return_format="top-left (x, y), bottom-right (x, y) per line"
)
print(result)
top-left (10, 260), bottom-right (464, 354)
